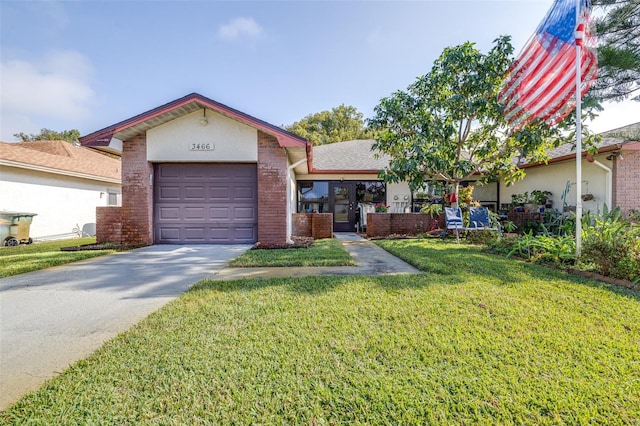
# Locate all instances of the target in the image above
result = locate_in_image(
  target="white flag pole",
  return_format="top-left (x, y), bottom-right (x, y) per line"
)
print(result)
top-left (575, 0), bottom-right (583, 258)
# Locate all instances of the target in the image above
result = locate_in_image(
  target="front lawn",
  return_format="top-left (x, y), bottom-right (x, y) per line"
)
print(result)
top-left (3, 240), bottom-right (639, 424)
top-left (0, 237), bottom-right (116, 278)
top-left (228, 237), bottom-right (355, 267)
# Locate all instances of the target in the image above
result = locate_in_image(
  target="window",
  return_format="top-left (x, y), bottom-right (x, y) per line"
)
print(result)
top-left (297, 182), bottom-right (328, 213)
top-left (107, 191), bottom-right (120, 206)
top-left (355, 181), bottom-right (386, 204)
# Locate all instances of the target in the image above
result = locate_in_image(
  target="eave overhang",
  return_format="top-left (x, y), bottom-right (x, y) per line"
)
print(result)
top-left (80, 93), bottom-right (307, 151)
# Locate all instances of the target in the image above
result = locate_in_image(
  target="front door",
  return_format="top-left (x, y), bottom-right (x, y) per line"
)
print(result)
top-left (330, 182), bottom-right (356, 232)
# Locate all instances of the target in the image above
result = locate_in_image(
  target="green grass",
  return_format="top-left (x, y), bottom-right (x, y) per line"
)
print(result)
top-left (2, 240), bottom-right (639, 424)
top-left (0, 237), bottom-right (116, 278)
top-left (228, 237), bottom-right (355, 267)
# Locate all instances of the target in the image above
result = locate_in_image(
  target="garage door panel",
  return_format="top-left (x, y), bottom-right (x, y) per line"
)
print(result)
top-left (234, 186), bottom-right (255, 200)
top-left (158, 206), bottom-right (180, 220)
top-left (210, 207), bottom-right (230, 220)
top-left (210, 186), bottom-right (230, 201)
top-left (154, 163), bottom-right (257, 244)
top-left (158, 186), bottom-right (181, 201)
top-left (234, 207), bottom-right (257, 220)
top-left (185, 186), bottom-right (206, 201)
top-left (185, 207), bottom-right (206, 220)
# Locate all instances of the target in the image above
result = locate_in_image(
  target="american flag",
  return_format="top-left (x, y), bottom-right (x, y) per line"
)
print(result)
top-left (499, 0), bottom-right (597, 129)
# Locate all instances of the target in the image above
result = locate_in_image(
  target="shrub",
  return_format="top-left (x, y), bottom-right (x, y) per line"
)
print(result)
top-left (464, 229), bottom-right (499, 245)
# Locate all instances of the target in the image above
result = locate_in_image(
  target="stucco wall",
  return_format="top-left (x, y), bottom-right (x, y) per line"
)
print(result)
top-left (0, 166), bottom-right (120, 240)
top-left (147, 110), bottom-right (258, 162)
top-left (500, 154), bottom-right (612, 212)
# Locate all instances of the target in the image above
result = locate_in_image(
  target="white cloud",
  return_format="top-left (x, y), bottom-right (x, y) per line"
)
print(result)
top-left (217, 17), bottom-right (263, 41)
top-left (0, 50), bottom-right (95, 140)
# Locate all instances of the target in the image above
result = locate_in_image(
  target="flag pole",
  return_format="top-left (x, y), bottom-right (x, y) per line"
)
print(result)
top-left (575, 0), bottom-right (583, 258)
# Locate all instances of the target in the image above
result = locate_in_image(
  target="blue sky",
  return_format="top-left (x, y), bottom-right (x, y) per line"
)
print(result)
top-left (1, 0), bottom-right (638, 142)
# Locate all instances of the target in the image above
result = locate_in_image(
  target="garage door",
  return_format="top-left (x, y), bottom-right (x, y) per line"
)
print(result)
top-left (154, 163), bottom-right (258, 244)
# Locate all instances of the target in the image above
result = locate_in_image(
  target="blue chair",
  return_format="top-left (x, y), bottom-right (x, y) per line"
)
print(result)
top-left (444, 207), bottom-right (465, 242)
top-left (468, 207), bottom-right (501, 234)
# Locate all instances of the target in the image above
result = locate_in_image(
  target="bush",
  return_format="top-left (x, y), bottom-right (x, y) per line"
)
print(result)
top-left (581, 206), bottom-right (640, 281)
top-left (464, 229), bottom-right (499, 245)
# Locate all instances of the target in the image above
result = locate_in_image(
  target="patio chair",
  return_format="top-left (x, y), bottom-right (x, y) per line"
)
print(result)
top-left (444, 207), bottom-right (465, 242)
top-left (468, 207), bottom-right (501, 234)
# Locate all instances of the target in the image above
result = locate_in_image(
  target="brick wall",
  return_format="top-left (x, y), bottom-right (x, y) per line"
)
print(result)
top-left (506, 211), bottom-right (543, 232)
top-left (366, 213), bottom-right (443, 238)
top-left (257, 131), bottom-right (288, 246)
top-left (292, 213), bottom-right (333, 239)
top-left (311, 213), bottom-right (333, 239)
top-left (613, 150), bottom-right (640, 214)
top-left (292, 213), bottom-right (312, 236)
top-left (96, 206), bottom-right (122, 243)
top-left (121, 134), bottom-right (153, 246)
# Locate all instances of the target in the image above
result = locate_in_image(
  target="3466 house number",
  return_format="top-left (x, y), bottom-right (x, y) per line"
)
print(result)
top-left (189, 143), bottom-right (215, 151)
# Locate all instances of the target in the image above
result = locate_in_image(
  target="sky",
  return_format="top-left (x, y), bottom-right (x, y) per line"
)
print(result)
top-left (1, 0), bottom-right (639, 142)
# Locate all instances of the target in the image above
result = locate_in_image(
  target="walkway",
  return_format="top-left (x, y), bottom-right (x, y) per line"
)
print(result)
top-left (211, 232), bottom-right (420, 280)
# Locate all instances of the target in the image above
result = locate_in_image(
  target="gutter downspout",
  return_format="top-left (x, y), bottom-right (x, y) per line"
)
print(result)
top-left (588, 156), bottom-right (612, 208)
top-left (286, 157), bottom-right (308, 244)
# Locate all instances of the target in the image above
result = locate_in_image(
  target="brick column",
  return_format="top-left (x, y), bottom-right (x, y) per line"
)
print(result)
top-left (613, 151), bottom-right (640, 214)
top-left (257, 131), bottom-right (288, 246)
top-left (121, 134), bottom-right (153, 246)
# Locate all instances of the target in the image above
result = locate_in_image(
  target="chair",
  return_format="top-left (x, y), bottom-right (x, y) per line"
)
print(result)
top-left (468, 207), bottom-right (501, 234)
top-left (357, 203), bottom-right (377, 232)
top-left (444, 207), bottom-right (465, 242)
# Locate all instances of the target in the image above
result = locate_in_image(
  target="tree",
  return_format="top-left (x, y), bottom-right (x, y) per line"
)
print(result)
top-left (590, 0), bottom-right (640, 101)
top-left (286, 105), bottom-right (376, 145)
top-left (13, 128), bottom-right (81, 143)
top-left (368, 36), bottom-right (572, 202)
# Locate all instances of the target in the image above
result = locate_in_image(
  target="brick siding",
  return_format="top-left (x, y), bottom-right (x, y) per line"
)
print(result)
top-left (257, 131), bottom-right (288, 246)
top-left (120, 134), bottom-right (153, 246)
top-left (613, 150), bottom-right (640, 214)
top-left (96, 207), bottom-right (122, 243)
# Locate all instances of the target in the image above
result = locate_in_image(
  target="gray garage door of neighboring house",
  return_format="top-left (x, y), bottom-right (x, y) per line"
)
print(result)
top-left (154, 163), bottom-right (258, 244)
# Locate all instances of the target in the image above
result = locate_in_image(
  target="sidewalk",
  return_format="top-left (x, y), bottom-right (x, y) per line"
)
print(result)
top-left (211, 232), bottom-right (420, 280)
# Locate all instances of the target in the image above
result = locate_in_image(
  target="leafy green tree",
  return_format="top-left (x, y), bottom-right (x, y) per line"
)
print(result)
top-left (368, 36), bottom-right (572, 202)
top-left (286, 105), bottom-right (375, 145)
top-left (13, 128), bottom-right (81, 143)
top-left (591, 0), bottom-right (640, 101)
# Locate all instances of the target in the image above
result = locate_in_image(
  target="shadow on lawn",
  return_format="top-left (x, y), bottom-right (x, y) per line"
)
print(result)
top-left (191, 240), bottom-right (639, 301)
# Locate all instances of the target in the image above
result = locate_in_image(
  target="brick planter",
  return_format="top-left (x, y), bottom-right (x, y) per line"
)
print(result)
top-left (366, 213), bottom-right (443, 238)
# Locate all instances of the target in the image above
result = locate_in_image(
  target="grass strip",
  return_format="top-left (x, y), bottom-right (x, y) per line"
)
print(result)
top-left (229, 238), bottom-right (355, 267)
top-left (0, 237), bottom-right (115, 277)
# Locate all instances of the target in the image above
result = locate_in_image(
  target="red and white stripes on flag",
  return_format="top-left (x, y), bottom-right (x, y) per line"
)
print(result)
top-left (499, 0), bottom-right (597, 129)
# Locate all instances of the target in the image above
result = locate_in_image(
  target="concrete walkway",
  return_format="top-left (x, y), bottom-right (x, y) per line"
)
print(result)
top-left (212, 232), bottom-right (420, 280)
top-left (0, 233), bottom-right (418, 410)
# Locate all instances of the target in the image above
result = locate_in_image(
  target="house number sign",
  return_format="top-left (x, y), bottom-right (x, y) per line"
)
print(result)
top-left (189, 143), bottom-right (215, 151)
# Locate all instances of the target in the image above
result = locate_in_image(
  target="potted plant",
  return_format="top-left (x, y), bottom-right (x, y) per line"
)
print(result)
top-left (531, 190), bottom-right (552, 211)
top-left (511, 192), bottom-right (528, 212)
top-left (375, 203), bottom-right (390, 213)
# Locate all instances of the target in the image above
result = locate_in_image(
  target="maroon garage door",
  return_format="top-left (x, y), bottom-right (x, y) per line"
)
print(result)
top-left (154, 163), bottom-right (258, 244)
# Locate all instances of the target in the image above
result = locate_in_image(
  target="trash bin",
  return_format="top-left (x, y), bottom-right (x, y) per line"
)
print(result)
top-left (0, 212), bottom-right (37, 246)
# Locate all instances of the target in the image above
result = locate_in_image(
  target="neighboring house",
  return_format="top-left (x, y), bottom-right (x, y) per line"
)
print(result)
top-left (501, 122), bottom-right (640, 214)
top-left (0, 140), bottom-right (121, 241)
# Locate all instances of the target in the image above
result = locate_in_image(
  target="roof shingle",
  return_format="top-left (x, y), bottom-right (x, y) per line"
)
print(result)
top-left (0, 141), bottom-right (121, 182)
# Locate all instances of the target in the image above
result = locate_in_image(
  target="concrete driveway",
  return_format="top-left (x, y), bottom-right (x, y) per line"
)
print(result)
top-left (0, 244), bottom-right (250, 410)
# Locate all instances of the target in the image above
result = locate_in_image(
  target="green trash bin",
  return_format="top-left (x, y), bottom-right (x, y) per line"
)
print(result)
top-left (0, 212), bottom-right (37, 246)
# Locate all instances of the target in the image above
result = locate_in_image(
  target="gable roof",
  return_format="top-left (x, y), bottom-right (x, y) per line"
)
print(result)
top-left (0, 141), bottom-right (121, 183)
top-left (310, 139), bottom-right (390, 173)
top-left (80, 93), bottom-right (307, 153)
